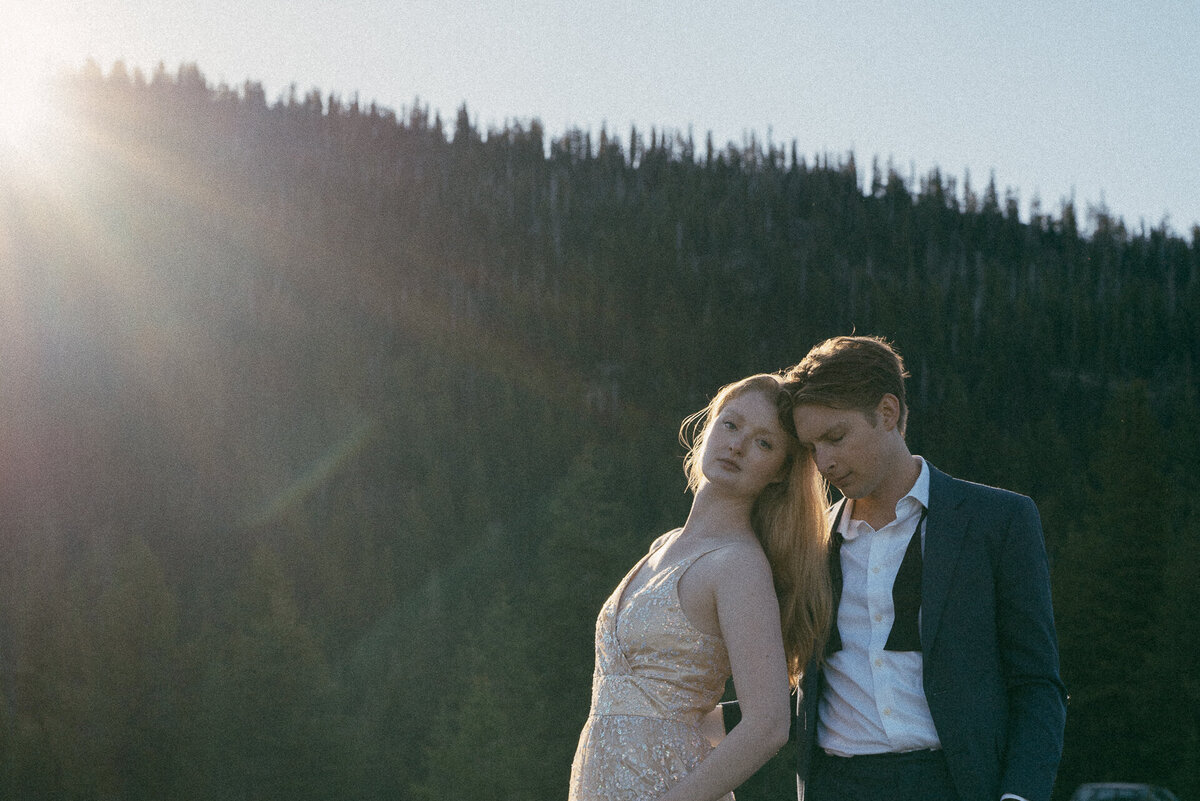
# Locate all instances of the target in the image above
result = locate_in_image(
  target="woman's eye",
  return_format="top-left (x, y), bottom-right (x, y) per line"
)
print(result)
top-left (757, 439), bottom-right (773, 450)
top-left (723, 421), bottom-right (736, 430)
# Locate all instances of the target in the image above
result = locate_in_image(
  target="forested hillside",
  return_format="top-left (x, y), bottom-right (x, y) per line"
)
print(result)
top-left (0, 61), bottom-right (1196, 800)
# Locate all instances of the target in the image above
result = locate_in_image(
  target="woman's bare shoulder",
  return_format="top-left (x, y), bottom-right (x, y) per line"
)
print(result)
top-left (698, 536), bottom-right (771, 576)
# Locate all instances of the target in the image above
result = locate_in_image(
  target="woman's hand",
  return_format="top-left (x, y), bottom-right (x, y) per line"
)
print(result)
top-left (700, 705), bottom-right (726, 749)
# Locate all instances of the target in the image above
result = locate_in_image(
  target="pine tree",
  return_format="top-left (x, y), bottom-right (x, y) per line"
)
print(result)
top-left (187, 545), bottom-right (345, 800)
top-left (415, 591), bottom-right (552, 801)
top-left (86, 537), bottom-right (182, 800)
top-left (526, 443), bottom-right (644, 784)
top-left (1054, 382), bottom-right (1168, 789)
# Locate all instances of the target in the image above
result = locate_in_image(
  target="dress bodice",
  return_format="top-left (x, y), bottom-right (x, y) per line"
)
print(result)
top-left (590, 536), bottom-right (732, 724)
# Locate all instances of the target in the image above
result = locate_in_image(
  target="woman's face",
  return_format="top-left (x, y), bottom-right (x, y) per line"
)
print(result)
top-left (699, 389), bottom-right (791, 499)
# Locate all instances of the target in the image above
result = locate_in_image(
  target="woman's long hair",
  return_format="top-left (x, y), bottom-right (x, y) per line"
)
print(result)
top-left (680, 373), bottom-right (832, 685)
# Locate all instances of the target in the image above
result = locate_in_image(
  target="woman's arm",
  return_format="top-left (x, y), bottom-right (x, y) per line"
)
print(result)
top-left (657, 543), bottom-right (791, 801)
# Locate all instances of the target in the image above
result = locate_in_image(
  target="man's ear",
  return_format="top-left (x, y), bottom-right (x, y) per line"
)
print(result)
top-left (876, 394), bottom-right (901, 431)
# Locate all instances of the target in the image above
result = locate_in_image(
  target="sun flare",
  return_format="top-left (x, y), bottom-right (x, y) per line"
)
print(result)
top-left (1, 5), bottom-right (81, 167)
top-left (0, 62), bottom-right (60, 157)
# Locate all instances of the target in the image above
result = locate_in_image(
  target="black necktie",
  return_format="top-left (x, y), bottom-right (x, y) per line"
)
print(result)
top-left (825, 505), bottom-right (928, 656)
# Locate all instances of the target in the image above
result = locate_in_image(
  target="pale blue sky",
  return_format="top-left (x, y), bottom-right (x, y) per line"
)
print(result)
top-left (7, 0), bottom-right (1199, 231)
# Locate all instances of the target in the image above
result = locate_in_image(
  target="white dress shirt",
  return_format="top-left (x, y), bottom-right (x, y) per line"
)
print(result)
top-left (818, 457), bottom-right (941, 756)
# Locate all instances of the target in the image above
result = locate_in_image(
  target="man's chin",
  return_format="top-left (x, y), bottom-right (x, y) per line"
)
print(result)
top-left (839, 486), bottom-right (876, 503)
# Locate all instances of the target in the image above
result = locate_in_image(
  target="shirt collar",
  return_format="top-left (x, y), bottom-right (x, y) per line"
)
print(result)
top-left (909, 456), bottom-right (931, 509)
top-left (838, 456), bottom-right (930, 540)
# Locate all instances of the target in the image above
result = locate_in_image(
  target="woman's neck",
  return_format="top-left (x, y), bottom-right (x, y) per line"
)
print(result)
top-left (679, 482), bottom-right (756, 541)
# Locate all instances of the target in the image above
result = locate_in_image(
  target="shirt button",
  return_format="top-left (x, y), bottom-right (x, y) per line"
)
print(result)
top-left (874, 614), bottom-right (883, 623)
top-left (874, 658), bottom-right (883, 668)
top-left (883, 707), bottom-right (893, 716)
top-left (872, 566), bottom-right (881, 574)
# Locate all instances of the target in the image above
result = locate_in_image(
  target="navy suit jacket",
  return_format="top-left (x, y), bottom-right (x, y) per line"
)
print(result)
top-left (790, 464), bottom-right (1067, 801)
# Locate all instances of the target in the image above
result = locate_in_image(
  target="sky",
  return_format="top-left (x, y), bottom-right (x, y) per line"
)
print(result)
top-left (4, 0), bottom-right (1199, 233)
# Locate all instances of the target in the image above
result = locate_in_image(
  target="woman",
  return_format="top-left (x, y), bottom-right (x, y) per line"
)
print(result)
top-left (569, 373), bottom-right (832, 801)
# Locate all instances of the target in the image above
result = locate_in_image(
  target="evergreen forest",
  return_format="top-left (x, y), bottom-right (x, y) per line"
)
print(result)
top-left (0, 61), bottom-right (1197, 801)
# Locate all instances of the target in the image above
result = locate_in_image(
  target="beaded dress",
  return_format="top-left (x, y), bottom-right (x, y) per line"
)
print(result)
top-left (569, 533), bottom-right (735, 801)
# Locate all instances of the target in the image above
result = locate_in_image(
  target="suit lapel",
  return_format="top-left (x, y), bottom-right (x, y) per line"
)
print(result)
top-left (920, 465), bottom-right (970, 650)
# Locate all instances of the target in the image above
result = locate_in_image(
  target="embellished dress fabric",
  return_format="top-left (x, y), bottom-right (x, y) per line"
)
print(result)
top-left (569, 534), bottom-right (734, 801)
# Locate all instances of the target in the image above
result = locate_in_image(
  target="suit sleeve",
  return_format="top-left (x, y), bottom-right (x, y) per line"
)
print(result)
top-left (995, 496), bottom-right (1067, 801)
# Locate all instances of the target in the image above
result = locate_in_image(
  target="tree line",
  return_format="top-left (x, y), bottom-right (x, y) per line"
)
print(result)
top-left (0, 60), bottom-right (1195, 800)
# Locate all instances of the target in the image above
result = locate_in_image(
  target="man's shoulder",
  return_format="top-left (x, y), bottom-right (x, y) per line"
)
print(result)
top-left (927, 463), bottom-right (1036, 512)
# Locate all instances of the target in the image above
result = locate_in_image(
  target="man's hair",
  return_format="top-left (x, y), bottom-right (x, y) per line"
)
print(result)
top-left (783, 335), bottom-right (911, 434)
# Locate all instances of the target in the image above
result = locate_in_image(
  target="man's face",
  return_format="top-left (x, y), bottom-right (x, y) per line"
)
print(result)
top-left (792, 402), bottom-right (890, 501)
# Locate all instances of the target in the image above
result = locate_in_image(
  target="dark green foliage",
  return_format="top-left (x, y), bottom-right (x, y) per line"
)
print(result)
top-left (1054, 384), bottom-right (1168, 789)
top-left (526, 444), bottom-right (647, 782)
top-left (0, 60), bottom-right (1195, 799)
top-left (416, 590), bottom-right (552, 801)
top-left (187, 546), bottom-right (346, 800)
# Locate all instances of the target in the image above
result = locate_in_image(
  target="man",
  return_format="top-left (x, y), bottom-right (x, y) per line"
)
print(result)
top-left (732, 336), bottom-right (1066, 801)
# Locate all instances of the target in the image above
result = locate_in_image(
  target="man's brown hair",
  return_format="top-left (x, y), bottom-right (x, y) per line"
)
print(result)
top-left (783, 335), bottom-right (911, 434)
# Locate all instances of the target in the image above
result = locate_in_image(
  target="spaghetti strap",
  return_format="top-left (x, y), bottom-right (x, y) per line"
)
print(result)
top-left (687, 540), bottom-right (743, 563)
top-left (674, 538), bottom-right (754, 581)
